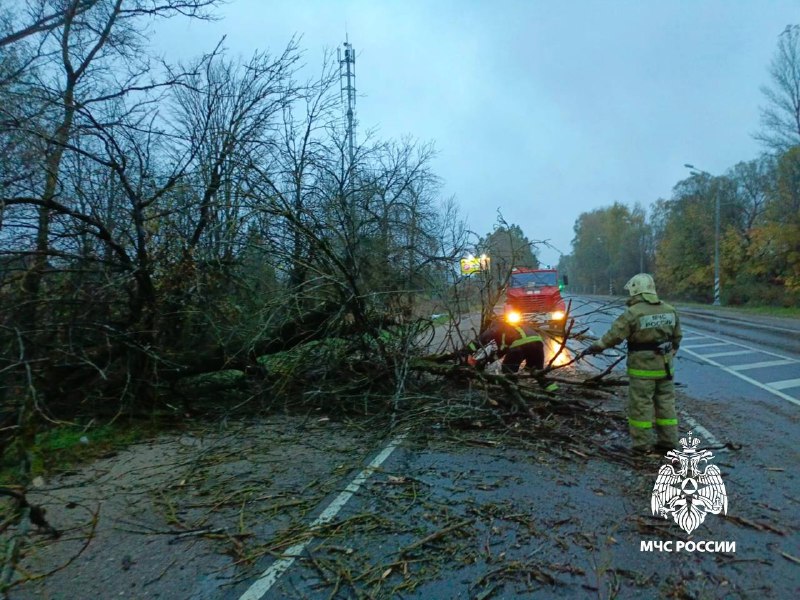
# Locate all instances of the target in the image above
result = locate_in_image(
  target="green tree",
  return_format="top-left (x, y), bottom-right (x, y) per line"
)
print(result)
top-left (478, 222), bottom-right (539, 282)
top-left (746, 147), bottom-right (800, 302)
top-left (654, 172), bottom-right (746, 303)
top-left (470, 221), bottom-right (538, 330)
top-left (568, 202), bottom-right (649, 294)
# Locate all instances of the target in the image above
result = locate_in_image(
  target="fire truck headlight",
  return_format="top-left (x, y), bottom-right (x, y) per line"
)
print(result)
top-left (505, 310), bottom-right (522, 324)
top-left (551, 311), bottom-right (565, 321)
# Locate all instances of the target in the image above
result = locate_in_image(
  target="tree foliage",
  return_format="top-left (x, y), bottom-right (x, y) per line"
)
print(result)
top-left (568, 203), bottom-right (648, 295)
top-left (478, 222), bottom-right (538, 279)
top-left (469, 221), bottom-right (539, 329)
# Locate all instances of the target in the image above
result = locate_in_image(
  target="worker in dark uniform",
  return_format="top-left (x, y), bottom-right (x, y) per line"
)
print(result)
top-left (465, 317), bottom-right (558, 392)
top-left (583, 273), bottom-right (682, 454)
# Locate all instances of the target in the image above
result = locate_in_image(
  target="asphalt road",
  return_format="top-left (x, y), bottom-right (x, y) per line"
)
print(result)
top-left (571, 293), bottom-right (800, 407)
top-left (13, 295), bottom-right (798, 599)
top-left (224, 296), bottom-right (800, 599)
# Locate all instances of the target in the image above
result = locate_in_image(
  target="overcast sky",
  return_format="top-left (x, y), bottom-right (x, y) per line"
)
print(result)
top-left (156, 0), bottom-right (797, 267)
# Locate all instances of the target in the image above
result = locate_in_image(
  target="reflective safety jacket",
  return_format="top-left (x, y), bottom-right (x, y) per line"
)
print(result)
top-left (595, 295), bottom-right (682, 379)
top-left (470, 321), bottom-right (543, 357)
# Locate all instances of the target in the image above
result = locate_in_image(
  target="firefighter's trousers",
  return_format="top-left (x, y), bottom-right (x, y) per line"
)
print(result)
top-left (501, 343), bottom-right (558, 393)
top-left (501, 342), bottom-right (544, 373)
top-left (627, 377), bottom-right (679, 449)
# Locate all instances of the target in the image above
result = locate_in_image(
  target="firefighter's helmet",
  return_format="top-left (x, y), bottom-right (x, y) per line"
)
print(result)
top-left (624, 273), bottom-right (658, 302)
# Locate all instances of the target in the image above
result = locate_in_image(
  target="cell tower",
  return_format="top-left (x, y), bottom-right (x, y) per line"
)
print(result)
top-left (338, 38), bottom-right (356, 164)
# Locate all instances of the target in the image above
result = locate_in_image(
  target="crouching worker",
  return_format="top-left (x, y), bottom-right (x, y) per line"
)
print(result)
top-left (464, 316), bottom-right (558, 392)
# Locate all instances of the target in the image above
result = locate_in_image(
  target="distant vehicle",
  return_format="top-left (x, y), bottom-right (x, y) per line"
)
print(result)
top-left (502, 267), bottom-right (568, 332)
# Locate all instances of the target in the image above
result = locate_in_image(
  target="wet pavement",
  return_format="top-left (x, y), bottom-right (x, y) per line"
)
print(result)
top-left (245, 433), bottom-right (797, 599)
top-left (7, 296), bottom-right (800, 599)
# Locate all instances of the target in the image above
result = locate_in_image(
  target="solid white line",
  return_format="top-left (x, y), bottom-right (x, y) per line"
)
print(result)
top-left (238, 434), bottom-right (407, 600)
top-left (679, 412), bottom-right (724, 451)
top-left (730, 360), bottom-right (795, 371)
top-left (701, 350), bottom-right (752, 359)
top-left (680, 347), bottom-right (800, 408)
top-left (767, 378), bottom-right (800, 391)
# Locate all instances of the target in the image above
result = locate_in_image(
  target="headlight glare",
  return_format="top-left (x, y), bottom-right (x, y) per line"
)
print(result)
top-left (506, 310), bottom-right (522, 324)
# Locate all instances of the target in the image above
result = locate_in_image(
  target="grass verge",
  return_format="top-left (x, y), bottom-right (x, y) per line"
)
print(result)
top-left (0, 420), bottom-right (163, 486)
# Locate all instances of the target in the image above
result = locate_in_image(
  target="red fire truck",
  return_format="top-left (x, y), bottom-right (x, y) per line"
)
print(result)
top-left (502, 267), bottom-right (568, 331)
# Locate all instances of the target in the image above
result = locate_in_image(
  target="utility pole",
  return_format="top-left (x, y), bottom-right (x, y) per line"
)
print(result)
top-left (684, 164), bottom-right (721, 306)
top-left (713, 185), bottom-right (721, 306)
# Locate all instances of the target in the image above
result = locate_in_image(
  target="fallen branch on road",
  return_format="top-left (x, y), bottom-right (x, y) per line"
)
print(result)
top-left (725, 515), bottom-right (786, 536)
top-left (399, 517), bottom-right (476, 556)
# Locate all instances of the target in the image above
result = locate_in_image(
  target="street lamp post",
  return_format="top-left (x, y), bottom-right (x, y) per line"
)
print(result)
top-left (684, 164), bottom-right (721, 306)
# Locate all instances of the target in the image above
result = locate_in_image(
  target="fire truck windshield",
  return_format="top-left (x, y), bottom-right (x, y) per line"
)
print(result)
top-left (510, 271), bottom-right (557, 287)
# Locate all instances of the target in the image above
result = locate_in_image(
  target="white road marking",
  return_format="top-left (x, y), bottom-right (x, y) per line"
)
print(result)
top-left (702, 350), bottom-right (752, 359)
top-left (681, 310), bottom-right (800, 335)
top-left (680, 346), bottom-right (800, 408)
top-left (767, 378), bottom-right (800, 391)
top-left (679, 412), bottom-right (725, 451)
top-left (682, 342), bottom-right (731, 349)
top-left (239, 434), bottom-right (407, 600)
top-left (730, 360), bottom-right (795, 371)
top-left (682, 326), bottom-right (800, 361)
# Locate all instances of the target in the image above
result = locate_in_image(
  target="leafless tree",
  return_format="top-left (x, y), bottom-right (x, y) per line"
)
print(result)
top-left (756, 26), bottom-right (800, 151)
top-left (0, 2), bottom-right (469, 487)
top-left (0, 0), bottom-right (225, 478)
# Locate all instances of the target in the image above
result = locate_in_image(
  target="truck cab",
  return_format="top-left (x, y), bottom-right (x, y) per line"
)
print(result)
top-left (503, 267), bottom-right (567, 331)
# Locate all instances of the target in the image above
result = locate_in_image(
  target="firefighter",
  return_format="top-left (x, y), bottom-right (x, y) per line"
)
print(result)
top-left (583, 273), bottom-right (682, 454)
top-left (465, 317), bottom-right (558, 392)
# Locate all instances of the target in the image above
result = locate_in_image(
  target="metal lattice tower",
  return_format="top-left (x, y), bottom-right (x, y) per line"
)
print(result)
top-left (338, 39), bottom-right (356, 164)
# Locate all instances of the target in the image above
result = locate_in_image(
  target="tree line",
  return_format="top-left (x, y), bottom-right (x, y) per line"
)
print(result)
top-left (0, 1), bottom-right (473, 475)
top-left (561, 28), bottom-right (800, 306)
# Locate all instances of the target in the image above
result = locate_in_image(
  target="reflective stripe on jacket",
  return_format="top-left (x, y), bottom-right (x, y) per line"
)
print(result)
top-left (595, 296), bottom-right (682, 379)
top-left (480, 322), bottom-right (542, 355)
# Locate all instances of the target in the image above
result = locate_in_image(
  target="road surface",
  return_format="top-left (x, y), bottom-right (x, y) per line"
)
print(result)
top-left (14, 296), bottom-right (800, 599)
top-left (226, 295), bottom-right (799, 599)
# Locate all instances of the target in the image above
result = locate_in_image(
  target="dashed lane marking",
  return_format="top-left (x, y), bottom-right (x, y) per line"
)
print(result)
top-left (239, 434), bottom-right (407, 600)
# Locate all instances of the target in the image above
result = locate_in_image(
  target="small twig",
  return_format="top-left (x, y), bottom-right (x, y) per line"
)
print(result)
top-left (586, 355), bottom-right (626, 382)
top-left (780, 551), bottom-right (800, 565)
top-left (143, 558), bottom-right (179, 587)
top-left (399, 518), bottom-right (475, 555)
top-left (167, 527), bottom-right (226, 543)
top-left (725, 515), bottom-right (785, 536)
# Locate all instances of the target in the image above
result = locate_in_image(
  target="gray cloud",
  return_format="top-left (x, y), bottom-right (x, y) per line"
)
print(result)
top-left (153, 0), bottom-right (797, 266)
